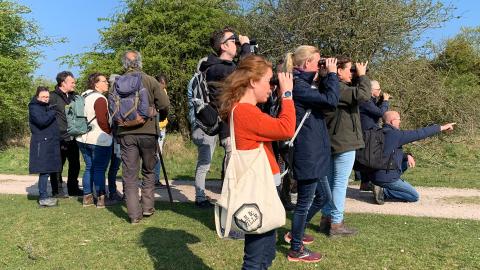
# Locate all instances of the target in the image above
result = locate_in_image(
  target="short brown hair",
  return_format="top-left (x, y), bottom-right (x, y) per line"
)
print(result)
top-left (210, 26), bottom-right (236, 55)
top-left (87, 73), bottom-right (105, 90)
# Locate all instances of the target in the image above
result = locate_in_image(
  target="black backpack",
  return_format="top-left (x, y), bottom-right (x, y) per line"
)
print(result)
top-left (354, 128), bottom-right (397, 173)
top-left (190, 71), bottom-right (220, 136)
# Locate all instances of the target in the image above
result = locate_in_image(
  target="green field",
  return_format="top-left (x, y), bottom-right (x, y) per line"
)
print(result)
top-left (0, 194), bottom-right (479, 270)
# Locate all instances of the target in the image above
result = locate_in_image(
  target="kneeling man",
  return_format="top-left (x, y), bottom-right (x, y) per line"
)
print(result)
top-left (371, 111), bottom-right (455, 204)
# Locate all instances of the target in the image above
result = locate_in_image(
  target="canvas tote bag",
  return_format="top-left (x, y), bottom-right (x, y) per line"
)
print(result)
top-left (214, 106), bottom-right (286, 238)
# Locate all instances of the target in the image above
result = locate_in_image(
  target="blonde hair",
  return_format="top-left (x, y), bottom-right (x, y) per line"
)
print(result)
top-left (219, 55), bottom-right (272, 120)
top-left (284, 45), bottom-right (320, 72)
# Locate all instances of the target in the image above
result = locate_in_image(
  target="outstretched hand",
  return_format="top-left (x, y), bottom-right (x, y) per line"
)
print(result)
top-left (441, 123), bottom-right (456, 131)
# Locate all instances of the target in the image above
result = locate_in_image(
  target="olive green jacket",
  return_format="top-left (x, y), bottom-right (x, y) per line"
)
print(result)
top-left (324, 76), bottom-right (371, 154)
top-left (117, 69), bottom-right (170, 136)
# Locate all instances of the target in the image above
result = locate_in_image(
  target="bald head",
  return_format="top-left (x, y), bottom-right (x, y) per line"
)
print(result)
top-left (384, 111), bottom-right (401, 128)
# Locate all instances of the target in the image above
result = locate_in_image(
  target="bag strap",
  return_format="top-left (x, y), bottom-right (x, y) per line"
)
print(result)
top-left (288, 109), bottom-right (311, 147)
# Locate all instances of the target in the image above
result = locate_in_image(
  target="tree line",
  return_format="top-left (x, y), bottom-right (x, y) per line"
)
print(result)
top-left (1, 0), bottom-right (479, 145)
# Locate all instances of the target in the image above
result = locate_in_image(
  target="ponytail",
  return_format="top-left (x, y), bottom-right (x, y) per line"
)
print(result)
top-left (284, 52), bottom-right (295, 72)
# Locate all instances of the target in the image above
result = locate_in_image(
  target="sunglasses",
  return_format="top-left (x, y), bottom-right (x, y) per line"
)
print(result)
top-left (223, 34), bottom-right (239, 44)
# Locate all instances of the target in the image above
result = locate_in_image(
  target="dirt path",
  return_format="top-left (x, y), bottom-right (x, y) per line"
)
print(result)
top-left (1, 174), bottom-right (479, 220)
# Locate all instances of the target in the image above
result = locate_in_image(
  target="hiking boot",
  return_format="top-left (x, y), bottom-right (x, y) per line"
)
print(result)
top-left (372, 184), bottom-right (385, 205)
top-left (104, 197), bottom-right (122, 207)
top-left (96, 194), bottom-right (106, 208)
top-left (329, 222), bottom-right (358, 237)
top-left (38, 197), bottom-right (58, 207)
top-left (360, 182), bottom-right (373, 191)
top-left (287, 246), bottom-right (323, 263)
top-left (195, 200), bottom-right (214, 209)
top-left (284, 232), bottom-right (314, 245)
top-left (83, 194), bottom-right (94, 207)
top-left (317, 216), bottom-right (331, 234)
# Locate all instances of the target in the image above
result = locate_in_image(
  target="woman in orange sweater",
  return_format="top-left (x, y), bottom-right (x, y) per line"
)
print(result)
top-left (219, 55), bottom-right (295, 269)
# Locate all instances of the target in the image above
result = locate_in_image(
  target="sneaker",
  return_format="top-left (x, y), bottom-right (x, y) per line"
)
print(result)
top-left (228, 230), bottom-right (245, 240)
top-left (155, 182), bottom-right (167, 189)
top-left (83, 194), bottom-right (94, 207)
top-left (372, 184), bottom-right (385, 205)
top-left (104, 197), bottom-right (122, 207)
top-left (284, 232), bottom-right (314, 245)
top-left (287, 246), bottom-right (323, 263)
top-left (53, 190), bottom-right (69, 199)
top-left (96, 195), bottom-right (106, 208)
top-left (131, 217), bottom-right (142, 225)
top-left (143, 208), bottom-right (155, 217)
top-left (109, 191), bottom-right (123, 202)
top-left (38, 197), bottom-right (58, 207)
top-left (195, 200), bottom-right (214, 209)
top-left (329, 222), bottom-right (358, 237)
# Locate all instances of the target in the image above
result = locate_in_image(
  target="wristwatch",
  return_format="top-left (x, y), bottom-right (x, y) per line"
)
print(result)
top-left (282, 91), bottom-right (292, 98)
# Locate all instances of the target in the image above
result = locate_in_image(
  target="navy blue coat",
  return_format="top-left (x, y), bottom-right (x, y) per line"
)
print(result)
top-left (292, 70), bottom-right (339, 181)
top-left (359, 97), bottom-right (389, 131)
top-left (372, 124), bottom-right (440, 185)
top-left (28, 97), bottom-right (62, 174)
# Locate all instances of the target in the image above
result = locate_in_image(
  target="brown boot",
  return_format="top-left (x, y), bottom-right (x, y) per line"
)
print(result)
top-left (96, 194), bottom-right (105, 208)
top-left (83, 194), bottom-right (94, 207)
top-left (317, 216), bottom-right (331, 234)
top-left (329, 221), bottom-right (358, 237)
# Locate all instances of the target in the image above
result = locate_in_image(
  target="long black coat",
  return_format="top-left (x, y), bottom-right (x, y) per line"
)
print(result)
top-left (292, 70), bottom-right (339, 181)
top-left (28, 97), bottom-right (62, 174)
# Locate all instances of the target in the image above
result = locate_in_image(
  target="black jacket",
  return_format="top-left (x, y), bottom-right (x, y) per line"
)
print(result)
top-left (199, 43), bottom-right (250, 139)
top-left (292, 70), bottom-right (339, 181)
top-left (372, 124), bottom-right (440, 185)
top-left (28, 97), bottom-right (62, 174)
top-left (49, 87), bottom-right (76, 141)
top-left (359, 97), bottom-right (389, 131)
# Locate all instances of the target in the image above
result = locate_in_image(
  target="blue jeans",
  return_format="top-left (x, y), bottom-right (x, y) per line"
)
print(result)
top-left (305, 176), bottom-right (332, 224)
top-left (290, 179), bottom-right (318, 251)
top-left (154, 129), bottom-right (166, 183)
top-left (38, 173), bottom-right (49, 200)
top-left (78, 142), bottom-right (112, 195)
top-left (382, 179), bottom-right (419, 202)
top-left (321, 150), bottom-right (356, 224)
top-left (242, 229), bottom-right (276, 270)
top-left (107, 141), bottom-right (121, 194)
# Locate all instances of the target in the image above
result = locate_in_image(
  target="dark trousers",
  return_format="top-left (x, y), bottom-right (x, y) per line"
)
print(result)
top-left (119, 134), bottom-right (157, 221)
top-left (242, 230), bottom-right (276, 270)
top-left (50, 140), bottom-right (80, 194)
top-left (290, 179), bottom-right (318, 251)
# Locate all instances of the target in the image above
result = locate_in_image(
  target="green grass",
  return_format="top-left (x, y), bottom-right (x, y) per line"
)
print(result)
top-left (0, 194), bottom-right (479, 269)
top-left (1, 133), bottom-right (480, 188)
top-left (0, 133), bottom-right (224, 181)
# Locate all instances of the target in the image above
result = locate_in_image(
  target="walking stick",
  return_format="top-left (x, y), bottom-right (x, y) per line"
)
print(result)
top-left (157, 141), bottom-right (173, 204)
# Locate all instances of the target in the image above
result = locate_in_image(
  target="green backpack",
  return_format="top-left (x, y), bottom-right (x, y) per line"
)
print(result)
top-left (65, 91), bottom-right (96, 137)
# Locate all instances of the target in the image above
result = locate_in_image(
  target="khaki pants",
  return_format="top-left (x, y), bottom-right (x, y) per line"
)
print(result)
top-left (119, 134), bottom-right (157, 221)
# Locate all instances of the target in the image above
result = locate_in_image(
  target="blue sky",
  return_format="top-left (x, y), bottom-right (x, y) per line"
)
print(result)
top-left (18, 0), bottom-right (480, 80)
